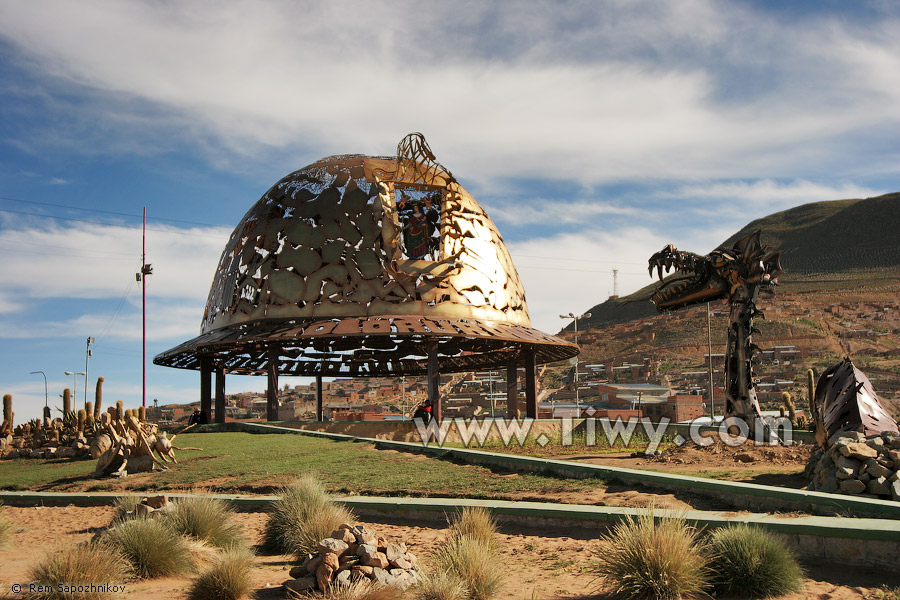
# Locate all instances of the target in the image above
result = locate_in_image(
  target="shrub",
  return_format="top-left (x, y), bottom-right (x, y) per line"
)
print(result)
top-left (413, 570), bottom-right (467, 600)
top-left (707, 524), bottom-right (804, 598)
top-left (27, 541), bottom-right (128, 599)
top-left (111, 495), bottom-right (145, 523)
top-left (102, 517), bottom-right (193, 579)
top-left (594, 509), bottom-right (709, 600)
top-left (446, 506), bottom-right (499, 552)
top-left (431, 536), bottom-right (504, 600)
top-left (322, 580), bottom-right (410, 600)
top-left (261, 475), bottom-right (355, 557)
top-left (188, 548), bottom-right (255, 600)
top-left (0, 510), bottom-right (10, 548)
top-left (167, 495), bottom-right (248, 550)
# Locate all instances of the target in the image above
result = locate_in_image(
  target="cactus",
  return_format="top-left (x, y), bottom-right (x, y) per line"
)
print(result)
top-left (63, 388), bottom-right (71, 415)
top-left (77, 409), bottom-right (86, 431)
top-left (781, 391), bottom-right (796, 424)
top-left (807, 369), bottom-right (816, 417)
top-left (116, 400), bottom-right (123, 421)
top-left (3, 394), bottom-right (12, 428)
top-left (138, 405), bottom-right (146, 421)
top-left (85, 401), bottom-right (93, 420)
top-left (43, 406), bottom-right (51, 422)
top-left (124, 409), bottom-right (132, 419)
top-left (94, 377), bottom-right (104, 420)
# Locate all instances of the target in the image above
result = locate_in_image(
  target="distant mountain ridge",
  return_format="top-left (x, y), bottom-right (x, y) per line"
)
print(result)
top-left (575, 192), bottom-right (900, 331)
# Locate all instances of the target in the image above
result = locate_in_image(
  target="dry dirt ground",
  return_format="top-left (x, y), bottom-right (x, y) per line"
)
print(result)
top-left (1, 504), bottom-right (898, 600)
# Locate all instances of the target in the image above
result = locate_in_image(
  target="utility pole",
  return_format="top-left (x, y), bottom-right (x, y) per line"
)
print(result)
top-left (137, 207), bottom-right (153, 408)
top-left (84, 337), bottom-right (94, 406)
top-left (707, 302), bottom-right (715, 421)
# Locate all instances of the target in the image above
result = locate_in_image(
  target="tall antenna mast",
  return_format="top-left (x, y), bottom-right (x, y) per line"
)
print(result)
top-left (612, 269), bottom-right (618, 298)
top-left (137, 208), bottom-right (153, 408)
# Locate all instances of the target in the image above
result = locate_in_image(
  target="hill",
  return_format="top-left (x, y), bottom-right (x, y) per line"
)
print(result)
top-left (576, 192), bottom-right (900, 331)
top-left (550, 193), bottom-right (900, 417)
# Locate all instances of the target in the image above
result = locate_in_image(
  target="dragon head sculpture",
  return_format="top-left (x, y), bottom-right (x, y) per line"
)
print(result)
top-left (648, 231), bottom-right (782, 311)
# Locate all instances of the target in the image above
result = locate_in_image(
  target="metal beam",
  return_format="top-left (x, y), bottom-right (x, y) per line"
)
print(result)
top-left (267, 346), bottom-right (279, 422)
top-left (427, 342), bottom-right (441, 422)
top-left (524, 345), bottom-right (537, 418)
top-left (506, 359), bottom-right (518, 419)
top-left (200, 356), bottom-right (212, 422)
top-left (214, 366), bottom-right (225, 424)
top-left (315, 374), bottom-right (323, 422)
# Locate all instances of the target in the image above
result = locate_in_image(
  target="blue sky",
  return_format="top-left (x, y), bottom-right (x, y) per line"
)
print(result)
top-left (1, 0), bottom-right (898, 423)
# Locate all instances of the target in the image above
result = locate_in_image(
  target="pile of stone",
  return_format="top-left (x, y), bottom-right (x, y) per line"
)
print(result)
top-left (284, 524), bottom-right (420, 593)
top-left (806, 430), bottom-right (900, 500)
top-left (0, 428), bottom-right (90, 460)
top-left (119, 495), bottom-right (175, 518)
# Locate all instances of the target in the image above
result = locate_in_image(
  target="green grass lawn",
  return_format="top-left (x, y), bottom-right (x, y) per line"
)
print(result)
top-left (0, 432), bottom-right (603, 498)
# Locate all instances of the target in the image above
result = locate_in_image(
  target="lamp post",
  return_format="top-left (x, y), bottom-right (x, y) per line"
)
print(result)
top-left (30, 370), bottom-right (48, 409)
top-left (559, 312), bottom-right (591, 416)
top-left (64, 371), bottom-right (86, 405)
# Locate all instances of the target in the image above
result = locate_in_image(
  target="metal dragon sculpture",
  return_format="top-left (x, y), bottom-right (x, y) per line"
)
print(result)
top-left (647, 231), bottom-right (782, 438)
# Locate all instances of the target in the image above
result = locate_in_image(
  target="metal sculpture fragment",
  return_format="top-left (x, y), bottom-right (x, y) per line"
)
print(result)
top-left (647, 231), bottom-right (782, 437)
top-left (812, 359), bottom-right (899, 448)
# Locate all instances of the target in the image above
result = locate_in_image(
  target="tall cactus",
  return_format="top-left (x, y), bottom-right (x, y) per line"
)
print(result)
top-left (63, 388), bottom-right (71, 415)
top-left (2, 394), bottom-right (12, 429)
top-left (43, 406), bottom-right (51, 422)
top-left (138, 405), bottom-right (146, 422)
top-left (77, 409), bottom-right (86, 432)
top-left (116, 400), bottom-right (124, 421)
top-left (807, 369), bottom-right (816, 420)
top-left (94, 377), bottom-right (104, 420)
top-left (781, 391), bottom-right (796, 423)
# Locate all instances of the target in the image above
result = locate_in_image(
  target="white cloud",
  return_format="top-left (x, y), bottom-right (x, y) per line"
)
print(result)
top-left (666, 179), bottom-right (886, 216)
top-left (1, 1), bottom-right (898, 184)
top-left (484, 199), bottom-right (638, 227)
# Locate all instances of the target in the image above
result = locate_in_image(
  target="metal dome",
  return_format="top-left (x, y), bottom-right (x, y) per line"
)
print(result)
top-left (154, 134), bottom-right (577, 377)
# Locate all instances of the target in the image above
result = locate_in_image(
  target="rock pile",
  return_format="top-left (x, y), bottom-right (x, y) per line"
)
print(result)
top-left (806, 430), bottom-right (900, 500)
top-left (284, 524), bottom-right (420, 593)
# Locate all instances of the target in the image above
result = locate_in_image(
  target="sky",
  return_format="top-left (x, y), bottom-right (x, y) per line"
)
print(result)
top-left (1, 0), bottom-right (898, 423)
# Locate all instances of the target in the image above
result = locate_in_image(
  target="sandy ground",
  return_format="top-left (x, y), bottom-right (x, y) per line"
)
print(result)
top-left (0, 504), bottom-right (898, 600)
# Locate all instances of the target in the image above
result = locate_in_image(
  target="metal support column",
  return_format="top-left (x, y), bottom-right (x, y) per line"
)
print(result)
top-left (315, 374), bottom-right (323, 422)
top-left (506, 359), bottom-right (519, 419)
top-left (200, 356), bottom-right (212, 422)
top-left (524, 345), bottom-right (537, 418)
top-left (267, 346), bottom-right (279, 422)
top-left (427, 342), bottom-right (441, 422)
top-left (214, 366), bottom-right (225, 424)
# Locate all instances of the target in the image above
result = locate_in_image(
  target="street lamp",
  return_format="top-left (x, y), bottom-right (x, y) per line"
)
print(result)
top-left (30, 371), bottom-right (48, 408)
top-left (559, 312), bottom-right (592, 416)
top-left (64, 371), bottom-right (86, 406)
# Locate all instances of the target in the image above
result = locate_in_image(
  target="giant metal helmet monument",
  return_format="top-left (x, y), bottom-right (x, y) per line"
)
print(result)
top-left (154, 133), bottom-right (578, 421)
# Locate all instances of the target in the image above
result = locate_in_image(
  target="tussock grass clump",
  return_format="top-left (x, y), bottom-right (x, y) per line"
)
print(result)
top-left (0, 509), bottom-right (10, 548)
top-left (413, 570), bottom-right (467, 600)
top-left (167, 495), bottom-right (248, 550)
top-left (261, 475), bottom-right (355, 557)
top-left (187, 548), bottom-right (255, 600)
top-left (707, 524), bottom-right (803, 598)
top-left (102, 517), bottom-right (193, 579)
top-left (111, 495), bottom-right (144, 522)
top-left (321, 579), bottom-right (409, 599)
top-left (27, 541), bottom-right (128, 599)
top-left (594, 509), bottom-right (709, 600)
top-left (446, 506), bottom-right (499, 552)
top-left (432, 536), bottom-right (504, 600)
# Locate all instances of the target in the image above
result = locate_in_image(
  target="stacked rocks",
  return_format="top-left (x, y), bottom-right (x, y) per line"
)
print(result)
top-left (284, 524), bottom-right (420, 593)
top-left (0, 430), bottom-right (90, 460)
top-left (806, 430), bottom-right (900, 500)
